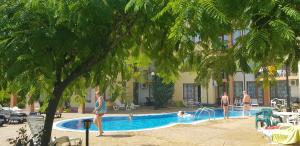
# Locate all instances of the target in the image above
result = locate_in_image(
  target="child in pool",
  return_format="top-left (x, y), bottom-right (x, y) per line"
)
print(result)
top-left (128, 113), bottom-right (133, 120)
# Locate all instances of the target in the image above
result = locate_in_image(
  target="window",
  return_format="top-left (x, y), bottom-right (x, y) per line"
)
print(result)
top-left (270, 81), bottom-right (289, 99)
top-left (183, 84), bottom-right (200, 102)
top-left (247, 82), bottom-right (256, 98)
top-left (141, 70), bottom-right (148, 89)
top-left (277, 81), bottom-right (287, 98)
top-left (234, 82), bottom-right (243, 98)
top-left (247, 82), bottom-right (263, 99)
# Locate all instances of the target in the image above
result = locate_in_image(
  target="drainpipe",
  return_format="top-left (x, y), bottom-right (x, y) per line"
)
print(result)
top-left (285, 64), bottom-right (291, 112)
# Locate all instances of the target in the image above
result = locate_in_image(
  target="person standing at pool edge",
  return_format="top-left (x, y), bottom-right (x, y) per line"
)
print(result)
top-left (93, 90), bottom-right (106, 137)
top-left (221, 92), bottom-right (229, 119)
top-left (242, 91), bottom-right (251, 117)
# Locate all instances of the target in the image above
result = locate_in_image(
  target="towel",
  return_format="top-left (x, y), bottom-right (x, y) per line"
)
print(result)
top-left (272, 125), bottom-right (300, 144)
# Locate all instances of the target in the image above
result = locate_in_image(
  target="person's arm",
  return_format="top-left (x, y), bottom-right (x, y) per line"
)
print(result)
top-left (221, 97), bottom-right (223, 106)
top-left (226, 96), bottom-right (229, 104)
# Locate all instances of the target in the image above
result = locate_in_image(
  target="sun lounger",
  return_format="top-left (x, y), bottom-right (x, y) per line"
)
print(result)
top-left (272, 125), bottom-right (300, 144)
top-left (0, 108), bottom-right (13, 120)
top-left (113, 99), bottom-right (126, 111)
top-left (126, 103), bottom-right (140, 110)
top-left (29, 112), bottom-right (41, 116)
top-left (260, 123), bottom-right (293, 143)
top-left (234, 98), bottom-right (243, 106)
top-left (8, 113), bottom-right (26, 124)
top-left (0, 115), bottom-right (5, 126)
top-left (251, 98), bottom-right (259, 106)
top-left (55, 111), bottom-right (62, 118)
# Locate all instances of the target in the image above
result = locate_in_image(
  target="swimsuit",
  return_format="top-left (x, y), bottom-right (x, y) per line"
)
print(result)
top-left (243, 102), bottom-right (250, 104)
top-left (223, 103), bottom-right (228, 106)
top-left (95, 97), bottom-right (106, 115)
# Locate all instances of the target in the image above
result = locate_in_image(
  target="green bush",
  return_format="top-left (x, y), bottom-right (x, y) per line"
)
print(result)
top-left (174, 101), bottom-right (185, 107)
top-left (17, 101), bottom-right (26, 109)
top-left (7, 126), bottom-right (30, 145)
top-left (64, 108), bottom-right (71, 113)
top-left (152, 76), bottom-right (175, 109)
top-left (0, 90), bottom-right (10, 106)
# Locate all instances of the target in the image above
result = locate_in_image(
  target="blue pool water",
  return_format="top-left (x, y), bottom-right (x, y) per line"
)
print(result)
top-left (54, 109), bottom-right (257, 132)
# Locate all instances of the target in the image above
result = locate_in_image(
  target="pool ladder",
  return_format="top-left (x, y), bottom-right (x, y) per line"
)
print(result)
top-left (194, 107), bottom-right (215, 120)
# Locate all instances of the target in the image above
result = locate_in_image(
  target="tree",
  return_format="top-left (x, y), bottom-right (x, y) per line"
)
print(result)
top-left (2, 0), bottom-right (300, 145)
top-left (152, 75), bottom-right (174, 109)
top-left (0, 0), bottom-right (138, 145)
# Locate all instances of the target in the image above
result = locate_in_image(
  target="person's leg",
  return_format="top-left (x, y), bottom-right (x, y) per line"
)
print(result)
top-left (95, 115), bottom-right (102, 136)
top-left (99, 116), bottom-right (103, 134)
top-left (99, 113), bottom-right (104, 134)
top-left (243, 106), bottom-right (246, 117)
top-left (246, 105), bottom-right (250, 117)
top-left (223, 106), bottom-right (226, 119)
top-left (225, 106), bottom-right (229, 119)
top-left (248, 106), bottom-right (252, 117)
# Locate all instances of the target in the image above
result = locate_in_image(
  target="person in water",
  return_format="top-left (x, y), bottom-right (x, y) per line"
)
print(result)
top-left (221, 92), bottom-right (229, 119)
top-left (128, 113), bottom-right (133, 120)
top-left (177, 111), bottom-right (192, 118)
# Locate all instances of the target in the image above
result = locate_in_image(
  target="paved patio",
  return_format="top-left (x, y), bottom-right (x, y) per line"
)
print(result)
top-left (0, 107), bottom-right (296, 146)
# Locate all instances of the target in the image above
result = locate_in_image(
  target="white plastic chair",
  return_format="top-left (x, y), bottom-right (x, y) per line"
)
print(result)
top-left (271, 98), bottom-right (278, 108)
top-left (287, 115), bottom-right (298, 125)
top-left (126, 103), bottom-right (140, 110)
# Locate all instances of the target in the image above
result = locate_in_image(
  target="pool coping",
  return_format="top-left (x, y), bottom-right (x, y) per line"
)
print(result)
top-left (53, 110), bottom-right (255, 133)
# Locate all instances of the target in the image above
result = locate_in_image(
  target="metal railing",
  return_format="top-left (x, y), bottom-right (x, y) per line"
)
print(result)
top-left (194, 107), bottom-right (215, 120)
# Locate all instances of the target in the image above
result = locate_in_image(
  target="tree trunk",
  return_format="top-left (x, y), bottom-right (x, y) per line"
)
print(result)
top-left (41, 86), bottom-right (64, 146)
top-left (10, 93), bottom-right (17, 107)
top-left (78, 102), bottom-right (85, 114)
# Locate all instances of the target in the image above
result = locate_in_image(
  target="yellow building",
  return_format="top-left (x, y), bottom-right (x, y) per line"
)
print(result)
top-left (70, 63), bottom-right (300, 112)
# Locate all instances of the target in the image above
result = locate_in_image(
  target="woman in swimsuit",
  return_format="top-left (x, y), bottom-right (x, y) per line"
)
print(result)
top-left (221, 92), bottom-right (229, 119)
top-left (93, 90), bottom-right (106, 137)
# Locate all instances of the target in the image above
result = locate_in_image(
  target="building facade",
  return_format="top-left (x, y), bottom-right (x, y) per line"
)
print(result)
top-left (75, 64), bottom-right (299, 111)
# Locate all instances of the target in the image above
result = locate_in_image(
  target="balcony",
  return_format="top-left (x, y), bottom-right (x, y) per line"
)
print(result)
top-left (275, 70), bottom-right (298, 80)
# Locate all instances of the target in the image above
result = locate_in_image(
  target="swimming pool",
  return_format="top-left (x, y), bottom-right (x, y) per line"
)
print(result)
top-left (53, 109), bottom-right (257, 132)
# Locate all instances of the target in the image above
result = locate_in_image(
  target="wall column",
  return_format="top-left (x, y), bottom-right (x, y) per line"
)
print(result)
top-left (263, 85), bottom-right (271, 106)
top-left (26, 96), bottom-right (34, 112)
top-left (229, 76), bottom-right (234, 105)
top-left (10, 94), bottom-right (17, 107)
top-left (298, 62), bottom-right (300, 98)
top-left (78, 103), bottom-right (85, 114)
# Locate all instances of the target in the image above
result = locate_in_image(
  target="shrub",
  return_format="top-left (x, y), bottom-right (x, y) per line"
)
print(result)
top-left (7, 126), bottom-right (29, 145)
top-left (64, 108), bottom-right (71, 113)
top-left (174, 101), bottom-right (185, 107)
top-left (152, 76), bottom-right (174, 109)
top-left (17, 101), bottom-right (26, 109)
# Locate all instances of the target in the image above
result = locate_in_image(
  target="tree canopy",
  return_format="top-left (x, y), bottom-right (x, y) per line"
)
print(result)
top-left (0, 0), bottom-right (141, 144)
top-left (1, 0), bottom-right (300, 145)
